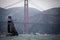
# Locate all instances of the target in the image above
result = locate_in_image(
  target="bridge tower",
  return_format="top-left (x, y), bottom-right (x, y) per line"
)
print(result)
top-left (24, 0), bottom-right (28, 34)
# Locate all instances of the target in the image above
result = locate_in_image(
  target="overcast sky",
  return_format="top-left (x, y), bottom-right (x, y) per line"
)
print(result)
top-left (0, 0), bottom-right (60, 11)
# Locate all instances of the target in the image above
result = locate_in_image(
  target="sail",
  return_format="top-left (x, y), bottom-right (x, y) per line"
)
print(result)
top-left (7, 16), bottom-right (18, 36)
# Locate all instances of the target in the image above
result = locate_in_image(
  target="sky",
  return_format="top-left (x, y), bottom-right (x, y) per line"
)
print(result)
top-left (0, 0), bottom-right (60, 11)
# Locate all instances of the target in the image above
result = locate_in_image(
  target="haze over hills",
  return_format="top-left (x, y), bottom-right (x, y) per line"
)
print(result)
top-left (0, 8), bottom-right (6, 21)
top-left (0, 7), bottom-right (41, 34)
top-left (0, 7), bottom-right (60, 34)
top-left (0, 8), bottom-right (7, 33)
top-left (29, 7), bottom-right (60, 34)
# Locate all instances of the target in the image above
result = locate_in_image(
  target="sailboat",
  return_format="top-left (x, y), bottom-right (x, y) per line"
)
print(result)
top-left (7, 16), bottom-right (18, 36)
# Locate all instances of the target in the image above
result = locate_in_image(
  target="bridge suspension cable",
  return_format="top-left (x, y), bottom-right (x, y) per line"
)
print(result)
top-left (29, 0), bottom-right (43, 10)
top-left (4, 0), bottom-right (23, 8)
